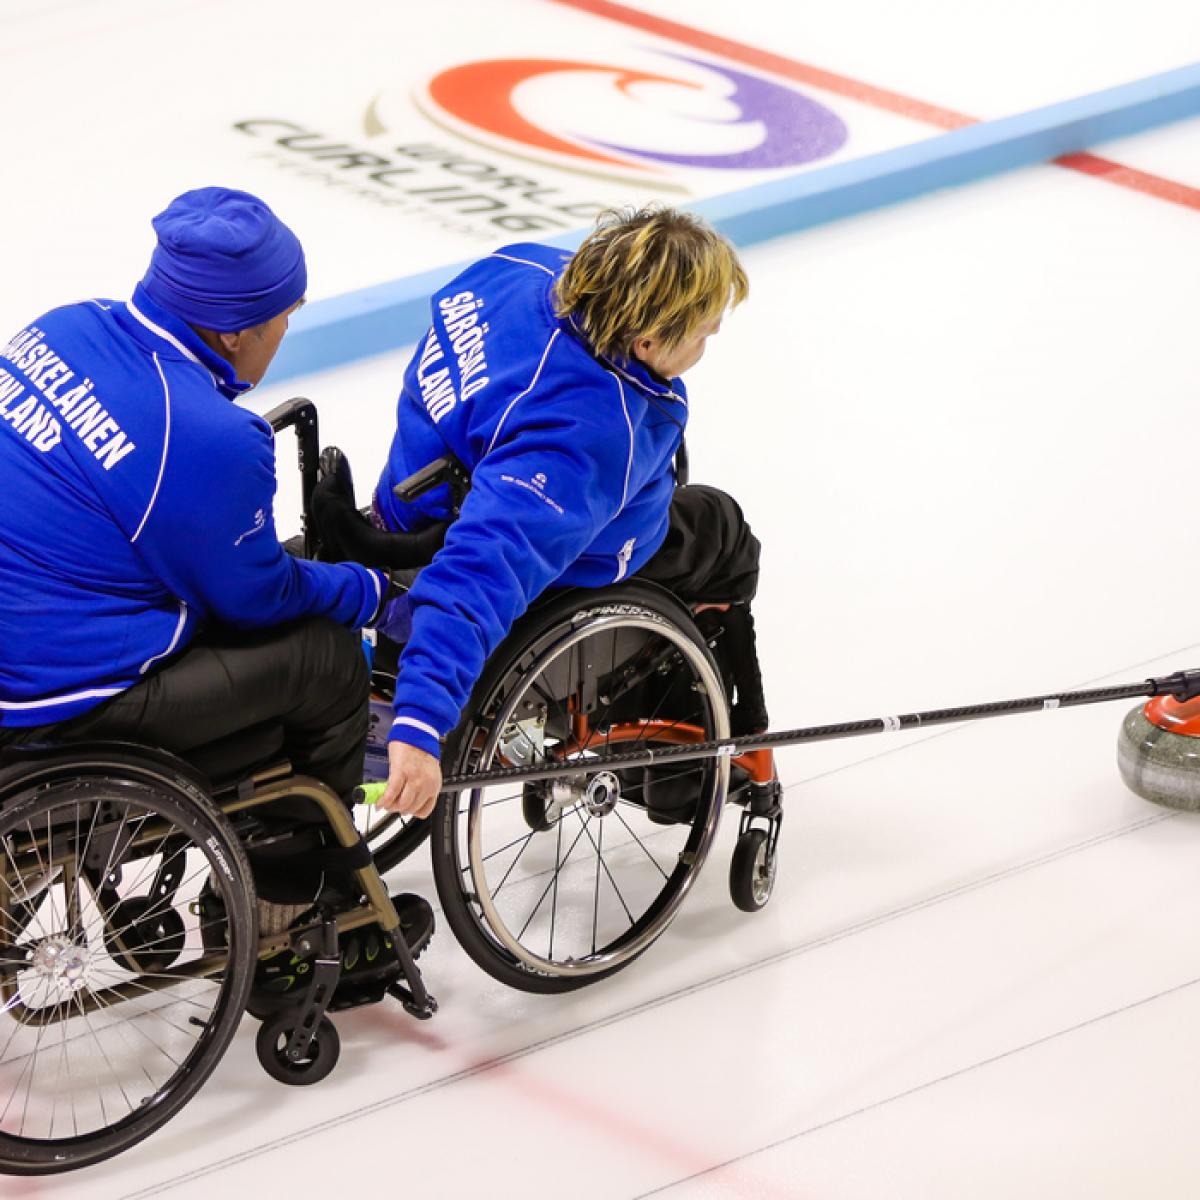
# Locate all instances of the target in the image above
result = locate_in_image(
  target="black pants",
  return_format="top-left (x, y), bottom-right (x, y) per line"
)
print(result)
top-left (1, 619), bottom-right (370, 903)
top-left (14, 617), bottom-right (369, 797)
top-left (638, 485), bottom-right (768, 735)
top-left (638, 484), bottom-right (761, 605)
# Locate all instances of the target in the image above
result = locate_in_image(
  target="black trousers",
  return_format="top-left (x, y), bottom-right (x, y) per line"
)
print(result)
top-left (1, 619), bottom-right (370, 903)
top-left (638, 485), bottom-right (768, 735)
top-left (2, 618), bottom-right (369, 801)
top-left (638, 484), bottom-right (761, 605)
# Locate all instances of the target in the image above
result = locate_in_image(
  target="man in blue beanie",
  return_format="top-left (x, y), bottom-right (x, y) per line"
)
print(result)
top-left (0, 187), bottom-right (432, 952)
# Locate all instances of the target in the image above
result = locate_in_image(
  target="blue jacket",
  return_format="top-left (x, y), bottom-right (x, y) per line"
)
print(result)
top-left (375, 243), bottom-right (688, 756)
top-left (0, 287), bottom-right (384, 729)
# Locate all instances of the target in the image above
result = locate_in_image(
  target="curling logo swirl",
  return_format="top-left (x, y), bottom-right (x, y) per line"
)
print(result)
top-left (415, 51), bottom-right (847, 182)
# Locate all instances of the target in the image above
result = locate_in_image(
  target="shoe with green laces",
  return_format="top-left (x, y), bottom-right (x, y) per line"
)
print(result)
top-left (251, 892), bottom-right (434, 1015)
top-left (199, 882), bottom-right (433, 1015)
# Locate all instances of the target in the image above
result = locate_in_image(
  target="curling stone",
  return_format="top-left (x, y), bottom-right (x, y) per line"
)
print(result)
top-left (1117, 695), bottom-right (1200, 810)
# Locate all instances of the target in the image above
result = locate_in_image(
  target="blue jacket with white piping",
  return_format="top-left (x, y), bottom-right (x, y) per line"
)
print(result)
top-left (0, 287), bottom-right (384, 729)
top-left (374, 242), bottom-right (688, 757)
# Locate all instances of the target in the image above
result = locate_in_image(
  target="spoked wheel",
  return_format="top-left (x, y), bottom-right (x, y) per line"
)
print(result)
top-left (432, 583), bottom-right (730, 993)
top-left (0, 752), bottom-right (255, 1175)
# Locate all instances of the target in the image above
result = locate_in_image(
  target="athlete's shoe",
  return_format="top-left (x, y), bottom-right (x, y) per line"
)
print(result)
top-left (251, 892), bottom-right (434, 1014)
top-left (198, 881), bottom-right (434, 1012)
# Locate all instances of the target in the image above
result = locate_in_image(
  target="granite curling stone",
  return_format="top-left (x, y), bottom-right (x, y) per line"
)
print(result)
top-left (1117, 695), bottom-right (1200, 810)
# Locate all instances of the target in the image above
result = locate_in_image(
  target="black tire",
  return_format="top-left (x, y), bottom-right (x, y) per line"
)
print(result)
top-left (521, 783), bottom-right (555, 832)
top-left (255, 1013), bottom-right (340, 1085)
top-left (431, 582), bottom-right (730, 993)
top-left (729, 828), bottom-right (776, 913)
top-left (0, 749), bottom-right (256, 1176)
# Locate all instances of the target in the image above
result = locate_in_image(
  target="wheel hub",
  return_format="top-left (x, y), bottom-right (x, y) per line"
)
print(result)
top-left (583, 771), bottom-right (621, 817)
top-left (30, 935), bottom-right (90, 991)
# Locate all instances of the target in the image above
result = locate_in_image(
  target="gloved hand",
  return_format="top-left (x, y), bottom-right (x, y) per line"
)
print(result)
top-left (371, 570), bottom-right (418, 644)
top-left (376, 591), bottom-right (413, 643)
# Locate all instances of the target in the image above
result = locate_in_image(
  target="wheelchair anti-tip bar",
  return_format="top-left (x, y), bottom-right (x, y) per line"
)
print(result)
top-left (355, 668), bottom-right (1199, 798)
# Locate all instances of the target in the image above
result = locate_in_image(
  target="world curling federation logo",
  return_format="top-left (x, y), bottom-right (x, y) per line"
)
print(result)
top-left (389, 50), bottom-right (848, 186)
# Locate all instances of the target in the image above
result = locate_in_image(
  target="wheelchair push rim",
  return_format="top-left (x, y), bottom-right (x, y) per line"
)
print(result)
top-left (442, 600), bottom-right (730, 985)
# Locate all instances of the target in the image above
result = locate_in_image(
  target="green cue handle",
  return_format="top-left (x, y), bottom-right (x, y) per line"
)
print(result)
top-left (353, 781), bottom-right (388, 806)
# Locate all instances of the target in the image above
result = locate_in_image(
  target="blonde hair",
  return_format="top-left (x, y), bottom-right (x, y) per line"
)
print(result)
top-left (554, 206), bottom-right (748, 361)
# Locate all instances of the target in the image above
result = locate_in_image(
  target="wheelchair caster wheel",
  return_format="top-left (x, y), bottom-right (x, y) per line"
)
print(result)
top-left (256, 1012), bottom-right (340, 1085)
top-left (105, 897), bottom-right (187, 973)
top-left (730, 828), bottom-right (776, 913)
top-left (522, 782), bottom-right (555, 831)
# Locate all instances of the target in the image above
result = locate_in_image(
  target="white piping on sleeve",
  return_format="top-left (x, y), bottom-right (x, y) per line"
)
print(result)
top-left (131, 353), bottom-right (172, 544)
top-left (487, 330), bottom-right (560, 454)
top-left (140, 601), bottom-right (189, 674)
top-left (367, 569), bottom-right (384, 618)
top-left (392, 716), bottom-right (441, 741)
top-left (0, 687), bottom-right (122, 711)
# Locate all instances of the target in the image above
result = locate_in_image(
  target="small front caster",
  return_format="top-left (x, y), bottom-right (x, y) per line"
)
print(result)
top-left (256, 1011), bottom-right (340, 1085)
top-left (522, 782), bottom-right (555, 831)
top-left (729, 827), bottom-right (777, 913)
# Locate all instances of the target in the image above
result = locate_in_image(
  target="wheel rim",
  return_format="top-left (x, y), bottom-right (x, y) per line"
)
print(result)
top-left (454, 610), bottom-right (729, 978)
top-left (751, 836), bottom-right (775, 906)
top-left (0, 779), bottom-right (244, 1153)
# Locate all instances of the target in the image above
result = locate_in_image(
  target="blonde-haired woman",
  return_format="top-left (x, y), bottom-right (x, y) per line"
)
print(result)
top-left (327, 206), bottom-right (767, 817)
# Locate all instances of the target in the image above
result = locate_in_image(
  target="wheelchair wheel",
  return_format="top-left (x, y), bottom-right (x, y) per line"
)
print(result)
top-left (431, 583), bottom-right (730, 993)
top-left (0, 751), bottom-right (256, 1175)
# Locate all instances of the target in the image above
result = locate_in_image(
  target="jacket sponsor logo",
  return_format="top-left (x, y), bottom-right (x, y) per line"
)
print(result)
top-left (499, 472), bottom-right (565, 515)
top-left (233, 508), bottom-right (266, 546)
top-left (418, 51), bottom-right (847, 183)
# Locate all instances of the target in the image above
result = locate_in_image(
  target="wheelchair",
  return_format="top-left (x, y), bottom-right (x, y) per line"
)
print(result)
top-left (282, 397), bottom-right (786, 993)
top-left (0, 724), bottom-right (436, 1175)
top-left (0, 396), bottom-right (782, 1175)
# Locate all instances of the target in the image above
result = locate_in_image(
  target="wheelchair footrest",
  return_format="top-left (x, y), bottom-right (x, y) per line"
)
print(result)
top-left (386, 979), bottom-right (439, 1020)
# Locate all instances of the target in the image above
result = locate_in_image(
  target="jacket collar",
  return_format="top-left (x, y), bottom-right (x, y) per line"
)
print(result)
top-left (561, 313), bottom-right (687, 408)
top-left (120, 285), bottom-right (252, 400)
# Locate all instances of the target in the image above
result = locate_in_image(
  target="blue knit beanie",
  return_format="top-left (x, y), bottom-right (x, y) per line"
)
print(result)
top-left (139, 187), bottom-right (307, 331)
